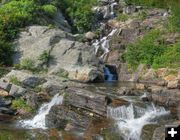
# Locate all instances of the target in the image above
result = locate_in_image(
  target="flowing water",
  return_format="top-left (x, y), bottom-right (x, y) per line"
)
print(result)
top-left (92, 28), bottom-right (117, 58)
top-left (104, 66), bottom-right (117, 81)
top-left (19, 94), bottom-right (63, 129)
top-left (107, 103), bottom-right (170, 140)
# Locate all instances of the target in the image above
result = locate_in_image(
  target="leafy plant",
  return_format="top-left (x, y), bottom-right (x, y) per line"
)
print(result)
top-left (125, 30), bottom-right (165, 70)
top-left (12, 98), bottom-right (33, 113)
top-left (9, 75), bottom-right (22, 86)
top-left (117, 14), bottom-right (129, 22)
top-left (20, 58), bottom-right (35, 71)
top-left (41, 4), bottom-right (57, 17)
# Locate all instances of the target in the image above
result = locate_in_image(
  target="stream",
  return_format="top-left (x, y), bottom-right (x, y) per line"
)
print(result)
top-left (0, 81), bottom-right (172, 140)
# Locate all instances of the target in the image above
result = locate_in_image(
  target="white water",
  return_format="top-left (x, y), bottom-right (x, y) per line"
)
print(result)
top-left (92, 29), bottom-right (117, 58)
top-left (107, 103), bottom-right (170, 140)
top-left (19, 94), bottom-right (63, 129)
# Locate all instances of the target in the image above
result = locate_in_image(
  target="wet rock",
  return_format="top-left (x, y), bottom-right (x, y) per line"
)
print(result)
top-left (152, 126), bottom-right (165, 140)
top-left (63, 87), bottom-right (108, 116)
top-left (0, 97), bottom-right (11, 107)
top-left (109, 98), bottom-right (129, 107)
top-left (141, 124), bottom-right (160, 140)
top-left (149, 87), bottom-right (180, 116)
top-left (0, 107), bottom-right (15, 115)
top-left (0, 113), bottom-right (13, 121)
top-left (46, 105), bottom-right (90, 129)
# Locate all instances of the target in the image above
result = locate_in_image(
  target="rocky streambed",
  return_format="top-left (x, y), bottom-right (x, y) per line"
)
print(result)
top-left (0, 78), bottom-right (179, 140)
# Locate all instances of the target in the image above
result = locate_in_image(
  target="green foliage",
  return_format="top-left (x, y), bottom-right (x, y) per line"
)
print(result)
top-left (125, 30), bottom-right (165, 69)
top-left (41, 4), bottom-right (57, 17)
top-left (38, 50), bottom-right (53, 67)
top-left (59, 0), bottom-right (98, 33)
top-left (138, 11), bottom-right (148, 20)
top-left (153, 41), bottom-right (180, 68)
top-left (12, 98), bottom-right (33, 113)
top-left (57, 68), bottom-right (69, 78)
top-left (9, 75), bottom-right (22, 86)
top-left (20, 58), bottom-right (35, 71)
top-left (0, 67), bottom-right (9, 78)
top-left (117, 14), bottom-right (129, 22)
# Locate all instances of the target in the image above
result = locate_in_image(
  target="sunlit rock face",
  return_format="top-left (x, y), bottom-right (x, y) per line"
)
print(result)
top-left (13, 26), bottom-right (104, 82)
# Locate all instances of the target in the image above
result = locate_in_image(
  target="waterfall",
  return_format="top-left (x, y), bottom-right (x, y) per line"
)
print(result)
top-left (19, 94), bottom-right (63, 129)
top-left (107, 103), bottom-right (170, 140)
top-left (104, 66), bottom-right (117, 81)
top-left (92, 29), bottom-right (117, 58)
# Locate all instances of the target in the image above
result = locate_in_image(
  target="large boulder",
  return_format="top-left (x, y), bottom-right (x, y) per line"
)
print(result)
top-left (13, 26), bottom-right (104, 82)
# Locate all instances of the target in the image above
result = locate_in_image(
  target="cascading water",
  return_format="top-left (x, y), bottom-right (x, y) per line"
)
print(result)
top-left (19, 94), bottom-right (63, 129)
top-left (104, 66), bottom-right (117, 81)
top-left (107, 103), bottom-right (170, 140)
top-left (92, 28), bottom-right (117, 58)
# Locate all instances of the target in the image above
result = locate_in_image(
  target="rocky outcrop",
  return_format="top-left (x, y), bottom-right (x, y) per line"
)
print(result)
top-left (13, 26), bottom-right (104, 82)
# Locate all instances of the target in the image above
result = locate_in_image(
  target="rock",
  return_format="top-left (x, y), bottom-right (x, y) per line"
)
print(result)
top-left (123, 5), bottom-right (136, 14)
top-left (22, 77), bottom-right (46, 88)
top-left (13, 26), bottom-right (103, 82)
top-left (164, 75), bottom-right (176, 82)
top-left (0, 89), bottom-right (8, 97)
top-left (142, 69), bottom-right (157, 81)
top-left (0, 80), bottom-right (11, 91)
top-left (141, 124), bottom-right (160, 140)
top-left (63, 87), bottom-right (108, 116)
top-left (46, 105), bottom-right (90, 129)
top-left (9, 84), bottom-right (26, 97)
top-left (167, 80), bottom-right (180, 89)
top-left (109, 98), bottom-right (129, 107)
top-left (0, 113), bottom-right (13, 121)
top-left (136, 83), bottom-right (145, 90)
top-left (152, 126), bottom-right (165, 140)
top-left (85, 32), bottom-right (96, 40)
top-left (0, 97), bottom-right (11, 107)
top-left (156, 68), bottom-right (168, 78)
top-left (157, 80), bottom-right (167, 86)
top-left (4, 70), bottom-right (32, 83)
top-left (0, 107), bottom-right (15, 115)
top-left (149, 87), bottom-right (180, 116)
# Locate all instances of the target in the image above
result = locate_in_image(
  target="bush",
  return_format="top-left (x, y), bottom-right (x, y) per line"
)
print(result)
top-left (117, 14), bottom-right (129, 22)
top-left (12, 98), bottom-right (33, 113)
top-left (125, 30), bottom-right (165, 69)
top-left (153, 41), bottom-right (180, 68)
top-left (9, 75), bottom-right (22, 86)
top-left (20, 58), bottom-right (35, 70)
top-left (41, 4), bottom-right (57, 17)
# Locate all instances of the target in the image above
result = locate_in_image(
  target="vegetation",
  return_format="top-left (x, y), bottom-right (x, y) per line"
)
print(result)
top-left (20, 58), bottom-right (35, 71)
top-left (117, 14), bottom-right (129, 22)
top-left (58, 0), bottom-right (98, 33)
top-left (12, 98), bottom-right (33, 113)
top-left (125, 29), bottom-right (180, 70)
top-left (9, 75), bottom-right (22, 86)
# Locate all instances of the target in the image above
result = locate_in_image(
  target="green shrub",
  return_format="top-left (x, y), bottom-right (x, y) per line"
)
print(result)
top-left (0, 67), bottom-right (9, 78)
top-left (12, 98), bottom-right (33, 113)
top-left (9, 75), bottom-right (22, 86)
top-left (125, 30), bottom-right (165, 69)
top-left (153, 41), bottom-right (180, 68)
top-left (117, 14), bottom-right (129, 22)
top-left (20, 58), bottom-right (35, 70)
top-left (41, 4), bottom-right (57, 17)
